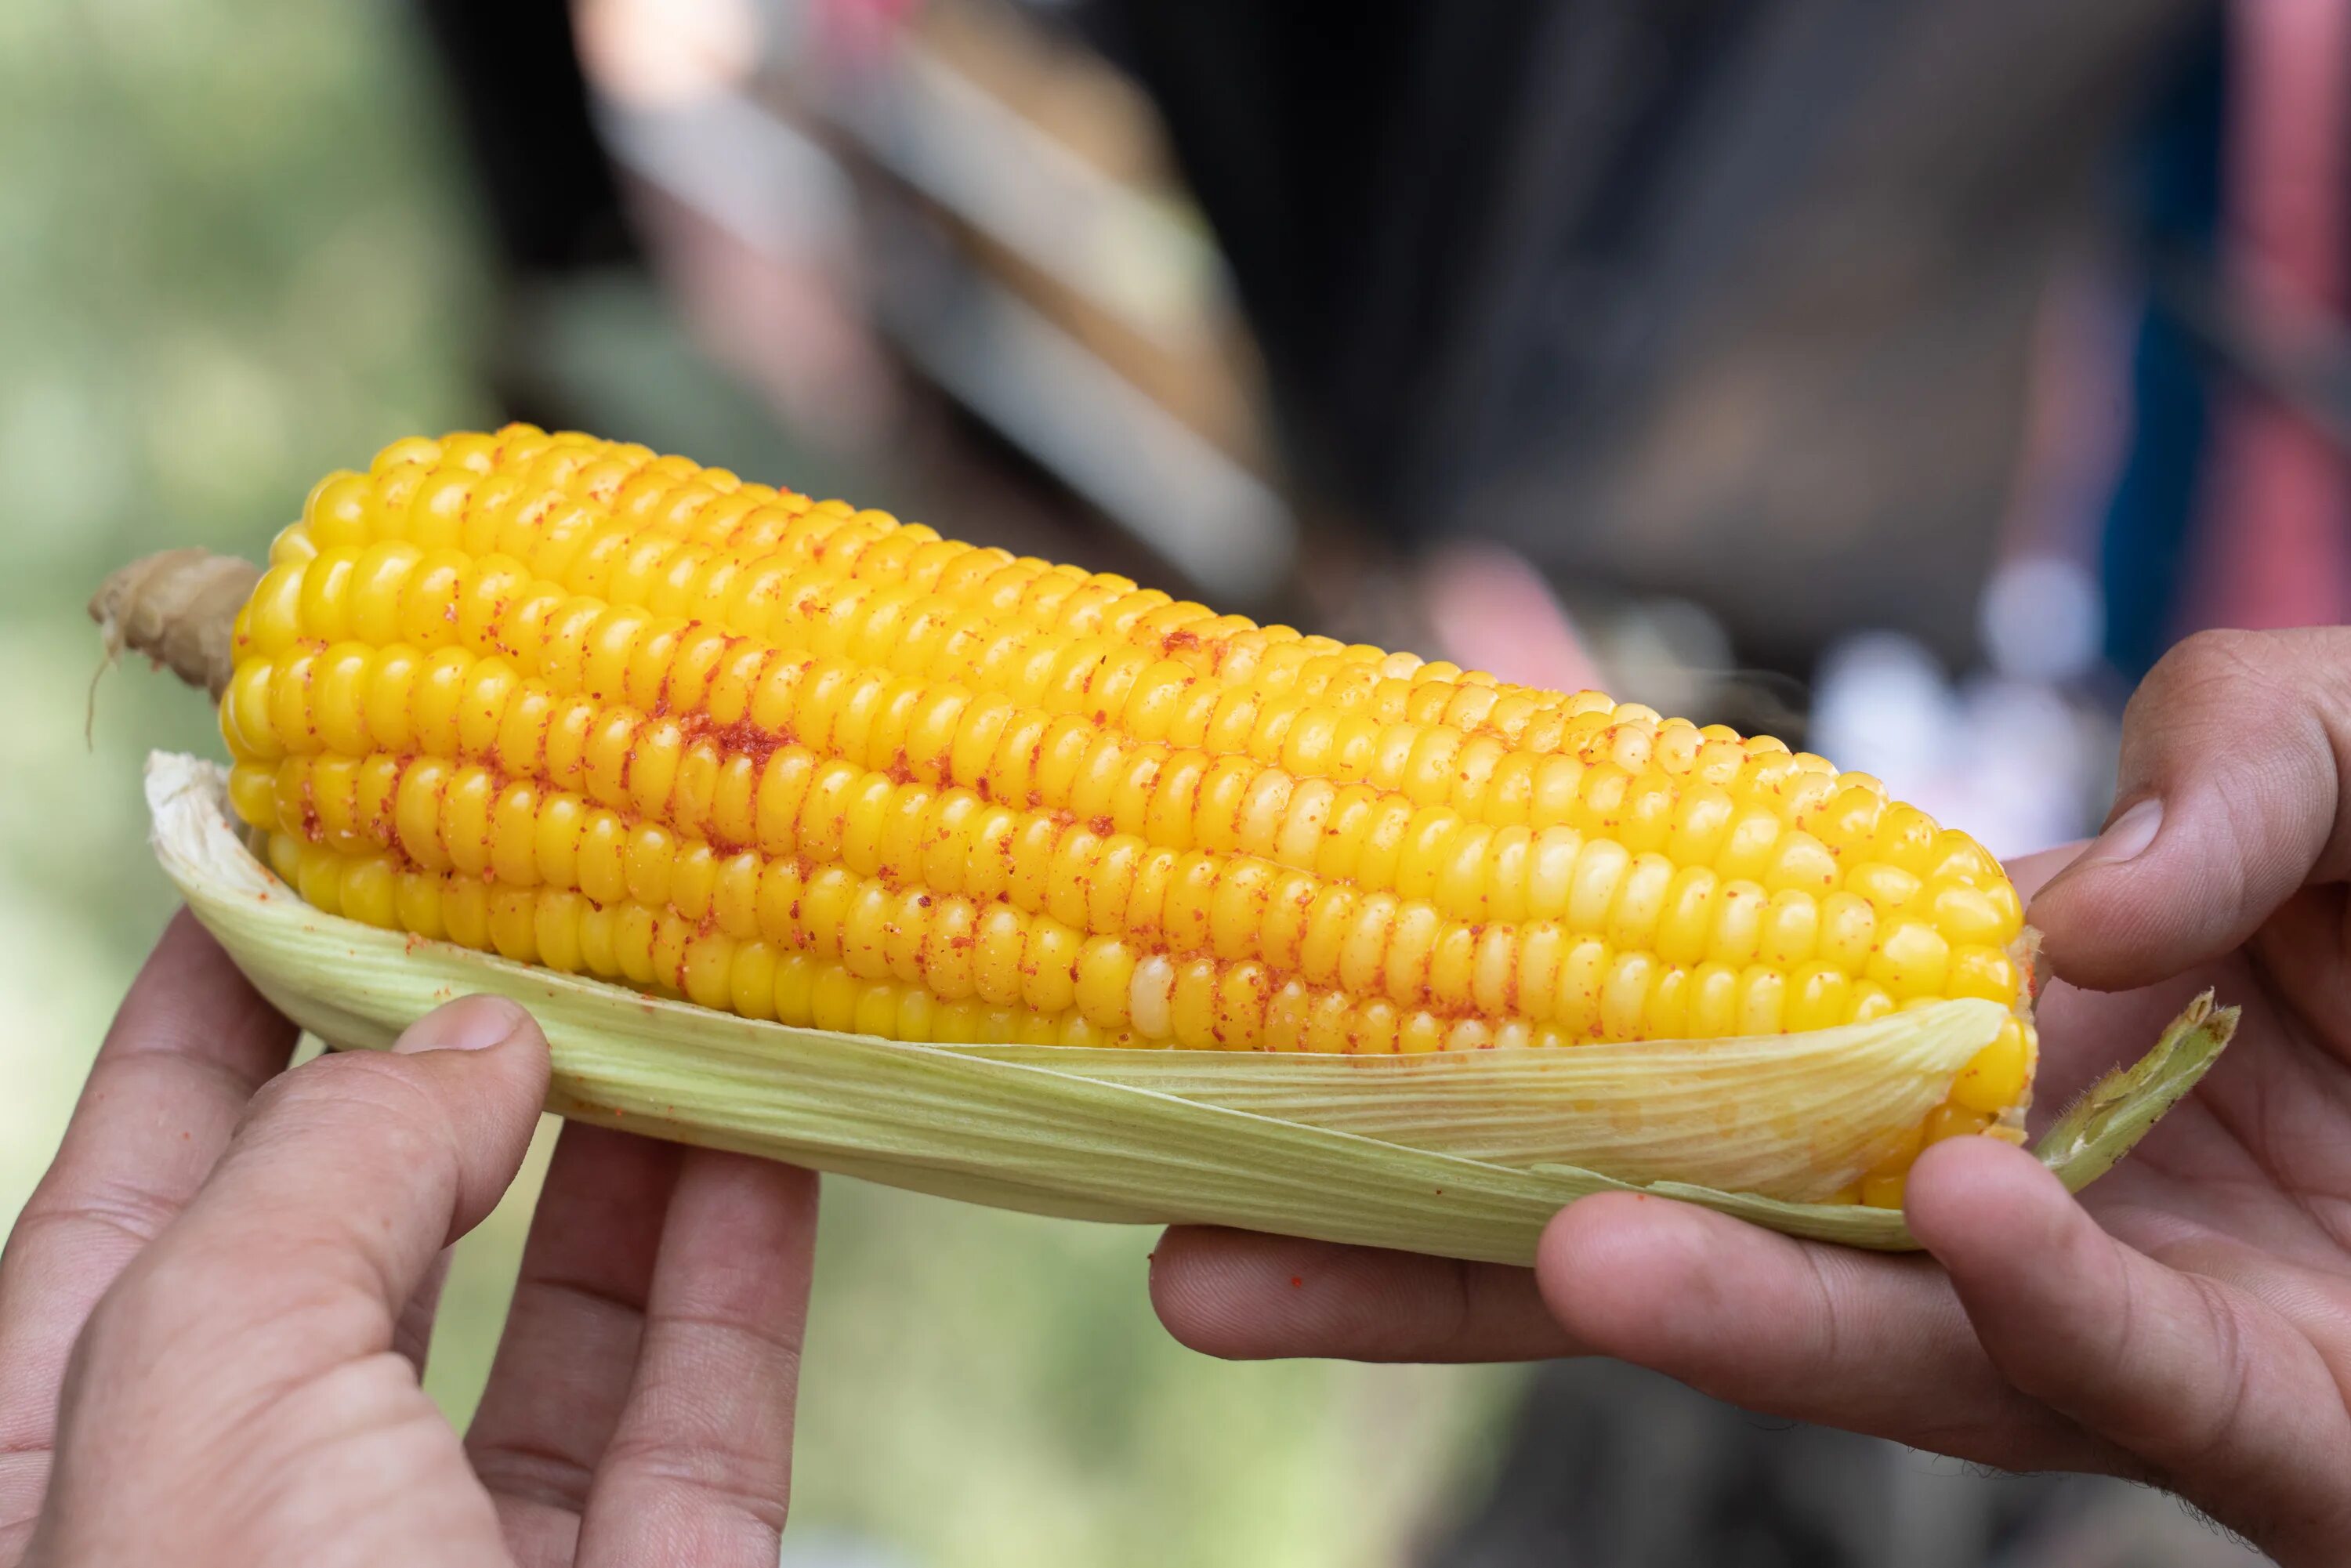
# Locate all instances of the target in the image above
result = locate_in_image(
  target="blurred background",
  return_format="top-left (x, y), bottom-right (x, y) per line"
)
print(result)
top-left (5, 0), bottom-right (2339, 1561)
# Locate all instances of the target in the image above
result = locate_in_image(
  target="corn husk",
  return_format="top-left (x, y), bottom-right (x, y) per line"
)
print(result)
top-left (143, 752), bottom-right (2235, 1263)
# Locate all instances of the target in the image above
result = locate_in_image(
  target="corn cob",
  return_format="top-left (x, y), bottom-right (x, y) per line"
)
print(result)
top-left (101, 426), bottom-right (2041, 1210)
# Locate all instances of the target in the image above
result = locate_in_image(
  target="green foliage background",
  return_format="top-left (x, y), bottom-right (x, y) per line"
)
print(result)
top-left (0, 5), bottom-right (1511, 1564)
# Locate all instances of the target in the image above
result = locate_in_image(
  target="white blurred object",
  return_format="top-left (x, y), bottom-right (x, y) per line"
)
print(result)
top-left (1811, 632), bottom-right (2105, 859)
top-left (1980, 553), bottom-right (2105, 682)
top-left (879, 263), bottom-right (1295, 601)
top-left (829, 38), bottom-right (1222, 351)
top-left (595, 89), bottom-right (855, 261)
top-left (1939, 676), bottom-right (2103, 858)
top-left (576, 0), bottom-right (763, 107)
top-left (1811, 633), bottom-right (1958, 790)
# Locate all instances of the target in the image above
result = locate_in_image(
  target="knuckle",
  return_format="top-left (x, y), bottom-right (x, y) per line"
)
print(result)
top-left (241, 1050), bottom-right (446, 1159)
top-left (2164, 1275), bottom-right (2260, 1472)
top-left (2131, 629), bottom-right (2282, 728)
top-left (2164, 625), bottom-right (2269, 675)
top-left (600, 1432), bottom-right (792, 1536)
top-left (2120, 629), bottom-right (2344, 816)
top-left (14, 1169), bottom-right (185, 1255)
top-left (464, 1439), bottom-right (598, 1513)
top-left (75, 1247), bottom-right (212, 1377)
top-left (227, 1053), bottom-right (469, 1237)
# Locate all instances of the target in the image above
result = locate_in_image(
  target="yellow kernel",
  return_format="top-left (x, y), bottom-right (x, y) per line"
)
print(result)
top-left (443, 877), bottom-right (491, 951)
top-left (409, 646), bottom-right (476, 758)
top-left (1516, 922), bottom-right (1566, 1023)
top-left (1817, 891), bottom-right (1878, 972)
top-left (1074, 938), bottom-right (1136, 1029)
top-left (1706, 881), bottom-right (1767, 966)
top-left (1951, 1016), bottom-right (2031, 1114)
top-left (487, 784), bottom-right (542, 885)
top-left (1598, 952), bottom-right (1657, 1041)
top-left (1162, 852), bottom-right (1219, 957)
top-left (1925, 878), bottom-right (2012, 946)
top-left (1763, 831), bottom-right (1838, 895)
top-left (1616, 775), bottom-right (1676, 854)
top-left (1022, 921), bottom-right (1082, 1015)
top-left (1668, 783), bottom-right (1735, 863)
top-left (371, 434), bottom-right (444, 473)
top-left (1922, 1103), bottom-right (1994, 1144)
top-left (1299, 990), bottom-right (1351, 1053)
top-left (487, 887), bottom-right (539, 964)
top-left (1846, 860), bottom-right (1922, 914)
top-left (339, 855), bottom-right (399, 929)
top-left (1522, 827), bottom-right (1580, 920)
top-left (535, 890), bottom-right (586, 973)
top-left (1337, 893), bottom-right (1398, 997)
top-left (1784, 963), bottom-right (1853, 1031)
top-left (1867, 919), bottom-right (1951, 999)
top-left (682, 932), bottom-right (736, 1012)
top-left (1604, 853), bottom-right (1675, 954)
top-left (228, 761), bottom-right (281, 831)
top-left (440, 768), bottom-right (496, 876)
top-left (1383, 901), bottom-right (1443, 1006)
top-left (1947, 944), bottom-right (2020, 1003)
top-left (771, 954), bottom-right (818, 1026)
top-left (397, 869), bottom-right (446, 940)
top-left (310, 643), bottom-right (373, 757)
top-left (1849, 980), bottom-right (1896, 1023)
top-left (1714, 804), bottom-right (1783, 882)
top-left (1757, 889), bottom-right (1819, 967)
top-left (1871, 803), bottom-right (1940, 875)
top-left (1735, 966), bottom-right (1785, 1034)
top-left (810, 965), bottom-right (861, 1032)
top-left (1215, 961), bottom-right (1271, 1049)
top-left (1813, 784), bottom-right (1884, 855)
top-left (1566, 838), bottom-right (1630, 934)
top-left (1351, 998), bottom-right (1400, 1056)
top-left (1555, 936), bottom-right (1609, 1037)
top-left (1426, 924), bottom-right (1478, 1010)
top-left (1396, 1009), bottom-right (1445, 1055)
top-left (624, 825), bottom-right (676, 909)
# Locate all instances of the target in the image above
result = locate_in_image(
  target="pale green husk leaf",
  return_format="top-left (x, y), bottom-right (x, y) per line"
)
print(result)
top-left (143, 753), bottom-right (2233, 1262)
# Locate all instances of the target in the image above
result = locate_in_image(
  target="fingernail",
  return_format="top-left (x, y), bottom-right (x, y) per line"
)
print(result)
top-left (394, 994), bottom-right (527, 1054)
top-left (2071, 796), bottom-right (2162, 873)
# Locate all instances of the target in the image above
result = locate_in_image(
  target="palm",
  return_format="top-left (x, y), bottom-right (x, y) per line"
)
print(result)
top-left (2073, 982), bottom-right (2351, 1250)
top-left (2023, 853), bottom-right (2351, 1275)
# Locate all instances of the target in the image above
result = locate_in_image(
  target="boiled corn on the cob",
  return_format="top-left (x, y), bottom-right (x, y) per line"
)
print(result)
top-left (116, 426), bottom-right (2046, 1210)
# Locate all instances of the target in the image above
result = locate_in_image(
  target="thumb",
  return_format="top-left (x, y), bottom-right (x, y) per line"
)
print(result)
top-left (129, 994), bottom-right (552, 1336)
top-left (60, 998), bottom-right (547, 1457)
top-left (33, 996), bottom-right (549, 1564)
top-left (2029, 628), bottom-right (2349, 990)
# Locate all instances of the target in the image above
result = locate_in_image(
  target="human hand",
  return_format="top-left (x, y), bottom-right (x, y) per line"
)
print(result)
top-left (0, 914), bottom-right (817, 1567)
top-left (1150, 628), bottom-right (2351, 1565)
